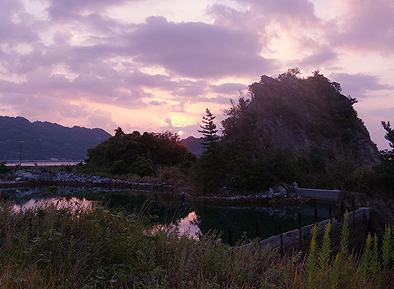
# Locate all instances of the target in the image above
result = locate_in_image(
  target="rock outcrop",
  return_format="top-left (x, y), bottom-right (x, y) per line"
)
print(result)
top-left (242, 71), bottom-right (380, 167)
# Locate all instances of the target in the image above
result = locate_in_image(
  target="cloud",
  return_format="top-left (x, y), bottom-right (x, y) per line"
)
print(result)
top-left (208, 0), bottom-right (333, 68)
top-left (329, 72), bottom-right (392, 98)
top-left (330, 0), bottom-right (394, 54)
top-left (53, 27), bottom-right (76, 44)
top-left (46, 0), bottom-right (133, 20)
top-left (211, 82), bottom-right (248, 95)
top-left (0, 0), bottom-right (393, 143)
top-left (299, 45), bottom-right (338, 68)
top-left (87, 109), bottom-right (116, 132)
top-left (0, 89), bottom-right (88, 124)
top-left (0, 0), bottom-right (39, 43)
top-left (127, 16), bottom-right (275, 79)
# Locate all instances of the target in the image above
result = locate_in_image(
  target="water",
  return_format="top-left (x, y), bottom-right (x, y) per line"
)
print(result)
top-left (5, 160), bottom-right (82, 167)
top-left (0, 186), bottom-right (329, 244)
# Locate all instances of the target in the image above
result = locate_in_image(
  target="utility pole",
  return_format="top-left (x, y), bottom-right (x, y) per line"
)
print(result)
top-left (19, 141), bottom-right (25, 166)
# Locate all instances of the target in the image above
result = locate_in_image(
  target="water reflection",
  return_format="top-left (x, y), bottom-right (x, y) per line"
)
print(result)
top-left (151, 211), bottom-right (202, 239)
top-left (1, 186), bottom-right (330, 244)
top-left (12, 197), bottom-right (96, 212)
top-left (178, 212), bottom-right (201, 239)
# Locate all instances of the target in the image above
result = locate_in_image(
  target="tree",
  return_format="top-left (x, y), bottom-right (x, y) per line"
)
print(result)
top-left (191, 109), bottom-right (226, 193)
top-left (372, 121), bottom-right (394, 193)
top-left (198, 108), bottom-right (219, 151)
top-left (114, 127), bottom-right (125, 137)
top-left (382, 121), bottom-right (394, 150)
top-left (278, 67), bottom-right (301, 81)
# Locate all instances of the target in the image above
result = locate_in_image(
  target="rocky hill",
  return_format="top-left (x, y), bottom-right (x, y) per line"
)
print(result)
top-left (193, 69), bottom-right (381, 192)
top-left (0, 116), bottom-right (111, 161)
top-left (223, 70), bottom-right (380, 168)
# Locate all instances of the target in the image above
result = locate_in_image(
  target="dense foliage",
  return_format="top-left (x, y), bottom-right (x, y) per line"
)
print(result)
top-left (0, 116), bottom-right (110, 161)
top-left (192, 69), bottom-right (380, 194)
top-left (371, 123), bottom-right (394, 191)
top-left (84, 129), bottom-right (196, 176)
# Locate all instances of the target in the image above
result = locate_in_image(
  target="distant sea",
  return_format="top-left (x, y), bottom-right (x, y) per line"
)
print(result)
top-left (6, 160), bottom-right (83, 167)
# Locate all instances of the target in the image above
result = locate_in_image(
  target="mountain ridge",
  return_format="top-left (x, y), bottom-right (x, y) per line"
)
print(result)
top-left (0, 116), bottom-right (111, 161)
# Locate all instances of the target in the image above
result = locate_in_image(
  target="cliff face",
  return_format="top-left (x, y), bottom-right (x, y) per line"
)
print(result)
top-left (223, 71), bottom-right (380, 169)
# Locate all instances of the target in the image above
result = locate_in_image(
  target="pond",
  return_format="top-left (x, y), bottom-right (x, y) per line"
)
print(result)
top-left (0, 186), bottom-right (330, 245)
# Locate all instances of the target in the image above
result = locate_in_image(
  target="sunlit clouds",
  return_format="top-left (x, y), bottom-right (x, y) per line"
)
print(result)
top-left (0, 0), bottom-right (393, 149)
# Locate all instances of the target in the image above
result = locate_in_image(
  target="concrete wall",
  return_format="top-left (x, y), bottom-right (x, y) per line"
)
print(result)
top-left (239, 207), bottom-right (371, 252)
top-left (294, 187), bottom-right (340, 200)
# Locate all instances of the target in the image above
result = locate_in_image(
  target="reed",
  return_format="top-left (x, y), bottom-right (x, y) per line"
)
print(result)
top-left (0, 199), bottom-right (393, 288)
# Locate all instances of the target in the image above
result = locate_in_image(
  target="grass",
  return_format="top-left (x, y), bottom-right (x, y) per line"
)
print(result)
top-left (0, 199), bottom-right (266, 288)
top-left (0, 201), bottom-right (394, 288)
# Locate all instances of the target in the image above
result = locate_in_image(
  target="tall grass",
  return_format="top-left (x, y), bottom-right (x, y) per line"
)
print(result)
top-left (0, 200), bottom-right (266, 288)
top-left (0, 199), bottom-right (394, 288)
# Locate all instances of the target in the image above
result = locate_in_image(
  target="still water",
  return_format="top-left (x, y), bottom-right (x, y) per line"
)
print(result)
top-left (6, 160), bottom-right (82, 167)
top-left (1, 186), bottom-right (329, 244)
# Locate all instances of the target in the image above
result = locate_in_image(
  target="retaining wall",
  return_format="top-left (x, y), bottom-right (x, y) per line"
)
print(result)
top-left (240, 207), bottom-right (371, 253)
top-left (294, 187), bottom-right (340, 200)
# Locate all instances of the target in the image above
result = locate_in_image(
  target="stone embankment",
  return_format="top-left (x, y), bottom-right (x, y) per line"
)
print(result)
top-left (1, 170), bottom-right (343, 205)
top-left (0, 169), bottom-right (175, 193)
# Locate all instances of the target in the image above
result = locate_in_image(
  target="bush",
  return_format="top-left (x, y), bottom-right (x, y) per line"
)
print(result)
top-left (129, 156), bottom-right (155, 177)
top-left (0, 161), bottom-right (10, 174)
top-left (109, 159), bottom-right (129, 175)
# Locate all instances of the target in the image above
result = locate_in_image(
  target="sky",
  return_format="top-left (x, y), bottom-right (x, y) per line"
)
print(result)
top-left (0, 0), bottom-right (393, 150)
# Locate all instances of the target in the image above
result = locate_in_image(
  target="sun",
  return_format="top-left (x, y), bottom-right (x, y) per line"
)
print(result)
top-left (177, 130), bottom-right (184, 136)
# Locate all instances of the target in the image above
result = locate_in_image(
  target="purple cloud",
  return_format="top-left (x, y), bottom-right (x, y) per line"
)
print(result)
top-left (329, 72), bottom-right (392, 98)
top-left (0, 0), bottom-right (393, 142)
top-left (329, 0), bottom-right (394, 54)
top-left (127, 16), bottom-right (275, 78)
top-left (299, 46), bottom-right (339, 68)
top-left (211, 82), bottom-right (248, 95)
top-left (46, 0), bottom-right (132, 20)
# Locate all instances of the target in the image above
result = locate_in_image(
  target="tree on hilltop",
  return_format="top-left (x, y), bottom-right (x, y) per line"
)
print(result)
top-left (382, 121), bottom-right (394, 150)
top-left (198, 108), bottom-right (219, 151)
top-left (371, 121), bottom-right (394, 193)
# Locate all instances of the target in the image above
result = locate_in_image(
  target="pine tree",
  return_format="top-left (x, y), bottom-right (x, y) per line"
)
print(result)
top-left (382, 121), bottom-right (394, 150)
top-left (191, 109), bottom-right (225, 193)
top-left (198, 108), bottom-right (219, 151)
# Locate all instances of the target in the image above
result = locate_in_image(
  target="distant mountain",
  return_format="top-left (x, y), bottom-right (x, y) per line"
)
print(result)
top-left (0, 116), bottom-right (111, 161)
top-left (180, 136), bottom-right (205, 156)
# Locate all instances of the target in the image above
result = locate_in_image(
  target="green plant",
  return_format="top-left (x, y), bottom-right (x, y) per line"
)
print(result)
top-left (0, 161), bottom-right (10, 174)
top-left (47, 185), bottom-right (59, 193)
top-left (129, 156), bottom-right (155, 176)
top-left (340, 210), bottom-right (350, 257)
top-left (305, 223), bottom-right (319, 288)
top-left (109, 159), bottom-right (129, 175)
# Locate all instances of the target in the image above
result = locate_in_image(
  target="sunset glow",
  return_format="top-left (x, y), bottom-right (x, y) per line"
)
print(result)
top-left (0, 0), bottom-right (393, 149)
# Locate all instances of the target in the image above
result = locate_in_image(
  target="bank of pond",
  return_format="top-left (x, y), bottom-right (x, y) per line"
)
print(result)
top-left (1, 185), bottom-right (330, 245)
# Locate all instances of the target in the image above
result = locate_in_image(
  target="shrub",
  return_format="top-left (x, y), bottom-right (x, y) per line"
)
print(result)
top-left (109, 159), bottom-right (129, 175)
top-left (0, 161), bottom-right (10, 174)
top-left (129, 156), bottom-right (155, 177)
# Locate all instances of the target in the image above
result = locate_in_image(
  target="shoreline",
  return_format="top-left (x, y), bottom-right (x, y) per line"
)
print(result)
top-left (0, 169), bottom-right (338, 208)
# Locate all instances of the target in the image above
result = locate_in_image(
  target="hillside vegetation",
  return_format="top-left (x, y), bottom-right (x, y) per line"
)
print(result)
top-left (192, 69), bottom-right (380, 193)
top-left (83, 128), bottom-right (196, 177)
top-left (0, 116), bottom-right (110, 161)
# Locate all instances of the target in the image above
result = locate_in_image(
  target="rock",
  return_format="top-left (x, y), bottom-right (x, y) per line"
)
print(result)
top-left (273, 185), bottom-right (287, 198)
top-left (218, 186), bottom-right (229, 195)
top-left (267, 188), bottom-right (274, 198)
